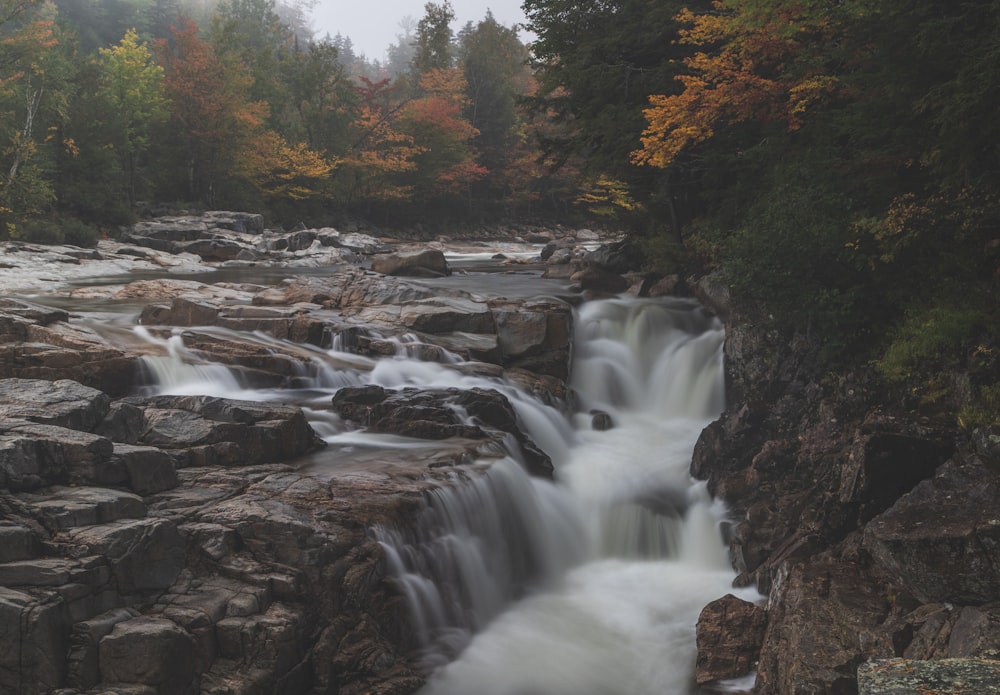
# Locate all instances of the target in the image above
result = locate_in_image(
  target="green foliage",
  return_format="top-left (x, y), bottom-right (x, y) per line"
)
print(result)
top-left (13, 215), bottom-right (100, 246)
top-left (413, 2), bottom-right (455, 74)
top-left (876, 302), bottom-right (989, 384)
top-left (959, 384), bottom-right (1000, 431)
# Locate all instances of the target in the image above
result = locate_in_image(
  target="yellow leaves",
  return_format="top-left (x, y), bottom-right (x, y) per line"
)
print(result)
top-left (576, 175), bottom-right (640, 217)
top-left (633, 0), bottom-right (845, 169)
top-left (240, 132), bottom-right (335, 201)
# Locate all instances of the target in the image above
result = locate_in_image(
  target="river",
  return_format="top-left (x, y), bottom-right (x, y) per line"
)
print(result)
top-left (52, 247), bottom-right (756, 694)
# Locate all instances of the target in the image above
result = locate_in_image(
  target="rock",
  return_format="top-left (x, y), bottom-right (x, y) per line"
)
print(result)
top-left (0, 378), bottom-right (110, 431)
top-left (863, 456), bottom-right (1000, 605)
top-left (18, 485), bottom-right (146, 529)
top-left (0, 305), bottom-right (137, 397)
top-left (371, 249), bottom-right (450, 277)
top-left (112, 444), bottom-right (179, 495)
top-left (491, 299), bottom-right (573, 379)
top-left (695, 594), bottom-right (768, 685)
top-left (858, 658), bottom-right (1000, 694)
top-left (570, 265), bottom-right (629, 294)
top-left (583, 239), bottom-right (642, 274)
top-left (66, 607), bottom-right (140, 689)
top-left (755, 545), bottom-right (894, 695)
top-left (331, 386), bottom-right (553, 477)
top-left (0, 420), bottom-right (114, 491)
top-left (67, 517), bottom-right (185, 594)
top-left (591, 410), bottom-right (614, 431)
top-left (116, 395), bottom-right (324, 467)
top-left (99, 617), bottom-right (197, 694)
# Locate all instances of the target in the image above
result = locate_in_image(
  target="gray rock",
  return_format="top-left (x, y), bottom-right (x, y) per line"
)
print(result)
top-left (863, 456), bottom-right (1000, 605)
top-left (99, 617), bottom-right (197, 694)
top-left (18, 486), bottom-right (145, 529)
top-left (66, 607), bottom-right (139, 690)
top-left (67, 518), bottom-right (184, 594)
top-left (858, 658), bottom-right (1000, 694)
top-left (0, 378), bottom-right (111, 431)
top-left (0, 420), bottom-right (114, 491)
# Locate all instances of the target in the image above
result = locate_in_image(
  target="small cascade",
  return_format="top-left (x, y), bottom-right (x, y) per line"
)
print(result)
top-left (375, 456), bottom-right (586, 667)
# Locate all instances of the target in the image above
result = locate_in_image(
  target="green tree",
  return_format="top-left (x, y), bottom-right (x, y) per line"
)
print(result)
top-left (99, 28), bottom-right (170, 207)
top-left (522, 0), bottom-right (708, 235)
top-left (457, 12), bottom-right (530, 196)
top-left (413, 1), bottom-right (454, 74)
top-left (0, 1), bottom-right (71, 237)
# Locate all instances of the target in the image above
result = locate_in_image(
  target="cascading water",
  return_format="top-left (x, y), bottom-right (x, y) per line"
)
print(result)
top-left (128, 292), bottom-right (755, 694)
top-left (388, 297), bottom-right (758, 695)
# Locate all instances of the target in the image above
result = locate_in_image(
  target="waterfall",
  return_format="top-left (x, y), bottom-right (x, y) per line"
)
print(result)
top-left (130, 294), bottom-right (755, 694)
top-left (379, 296), bottom-right (758, 695)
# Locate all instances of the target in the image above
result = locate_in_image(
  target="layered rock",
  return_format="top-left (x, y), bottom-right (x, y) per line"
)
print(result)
top-left (690, 295), bottom-right (1000, 694)
top-left (1, 376), bottom-right (513, 694)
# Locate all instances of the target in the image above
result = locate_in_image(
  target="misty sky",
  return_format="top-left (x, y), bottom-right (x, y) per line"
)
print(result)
top-left (308, 0), bottom-right (530, 60)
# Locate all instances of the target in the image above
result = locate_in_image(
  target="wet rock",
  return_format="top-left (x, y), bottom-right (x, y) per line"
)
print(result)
top-left (863, 456), bottom-right (1000, 605)
top-left (591, 410), bottom-right (614, 431)
top-left (695, 594), bottom-right (768, 685)
top-left (112, 444), bottom-right (179, 495)
top-left (332, 386), bottom-right (553, 477)
top-left (0, 378), bottom-right (110, 431)
top-left (0, 305), bottom-right (137, 397)
top-left (0, 419), bottom-right (114, 491)
top-left (371, 249), bottom-right (450, 277)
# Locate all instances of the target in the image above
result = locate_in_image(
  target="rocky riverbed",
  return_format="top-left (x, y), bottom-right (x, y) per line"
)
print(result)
top-left (2, 210), bottom-right (997, 694)
top-left (0, 212), bottom-right (645, 694)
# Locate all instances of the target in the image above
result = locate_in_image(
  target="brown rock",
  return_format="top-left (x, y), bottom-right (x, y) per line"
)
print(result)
top-left (695, 594), bottom-right (768, 685)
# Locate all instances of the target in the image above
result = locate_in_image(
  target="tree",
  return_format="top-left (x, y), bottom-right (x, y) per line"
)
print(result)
top-left (99, 28), bottom-right (169, 207)
top-left (413, 1), bottom-right (454, 74)
top-left (0, 0), bottom-right (66, 236)
top-left (155, 18), bottom-right (267, 205)
top-left (400, 67), bottom-right (485, 201)
top-left (335, 76), bottom-right (422, 206)
top-left (282, 38), bottom-right (353, 155)
top-left (458, 12), bottom-right (531, 193)
top-left (522, 0), bottom-right (709, 235)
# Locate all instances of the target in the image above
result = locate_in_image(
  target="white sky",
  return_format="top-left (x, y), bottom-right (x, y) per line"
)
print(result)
top-left (308, 0), bottom-right (529, 60)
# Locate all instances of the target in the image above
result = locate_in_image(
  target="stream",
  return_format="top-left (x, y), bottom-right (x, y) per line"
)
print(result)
top-left (49, 249), bottom-right (756, 694)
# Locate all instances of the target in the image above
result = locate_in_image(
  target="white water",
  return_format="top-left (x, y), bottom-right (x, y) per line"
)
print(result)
top-left (133, 294), bottom-right (755, 694)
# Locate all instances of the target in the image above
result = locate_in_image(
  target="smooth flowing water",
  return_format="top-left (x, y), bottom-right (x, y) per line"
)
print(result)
top-left (127, 284), bottom-right (753, 694)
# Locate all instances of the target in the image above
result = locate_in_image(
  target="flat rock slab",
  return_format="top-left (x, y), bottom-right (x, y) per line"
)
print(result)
top-left (858, 658), bottom-right (1000, 694)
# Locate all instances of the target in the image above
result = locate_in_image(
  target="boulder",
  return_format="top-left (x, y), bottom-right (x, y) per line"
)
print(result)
top-left (331, 386), bottom-right (553, 477)
top-left (570, 265), bottom-right (629, 294)
top-left (583, 239), bottom-right (643, 274)
top-left (695, 594), bottom-right (768, 685)
top-left (863, 456), bottom-right (1000, 605)
top-left (370, 249), bottom-right (451, 277)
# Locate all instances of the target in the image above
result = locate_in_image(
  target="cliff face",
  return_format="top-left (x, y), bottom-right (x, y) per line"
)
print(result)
top-left (691, 300), bottom-right (1000, 693)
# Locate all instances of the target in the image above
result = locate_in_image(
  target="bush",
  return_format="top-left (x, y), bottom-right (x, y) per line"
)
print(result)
top-left (876, 302), bottom-right (988, 383)
top-left (13, 216), bottom-right (101, 248)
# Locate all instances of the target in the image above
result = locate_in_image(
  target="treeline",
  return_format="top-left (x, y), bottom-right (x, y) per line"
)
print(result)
top-left (0, 0), bottom-right (593, 244)
top-left (521, 0), bottom-right (1000, 417)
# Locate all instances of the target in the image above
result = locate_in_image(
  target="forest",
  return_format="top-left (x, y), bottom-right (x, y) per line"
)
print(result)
top-left (1, 0), bottom-right (998, 422)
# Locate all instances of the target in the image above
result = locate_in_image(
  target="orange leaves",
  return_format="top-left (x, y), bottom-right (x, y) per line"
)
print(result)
top-left (633, 0), bottom-right (846, 168)
top-left (240, 132), bottom-right (335, 201)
